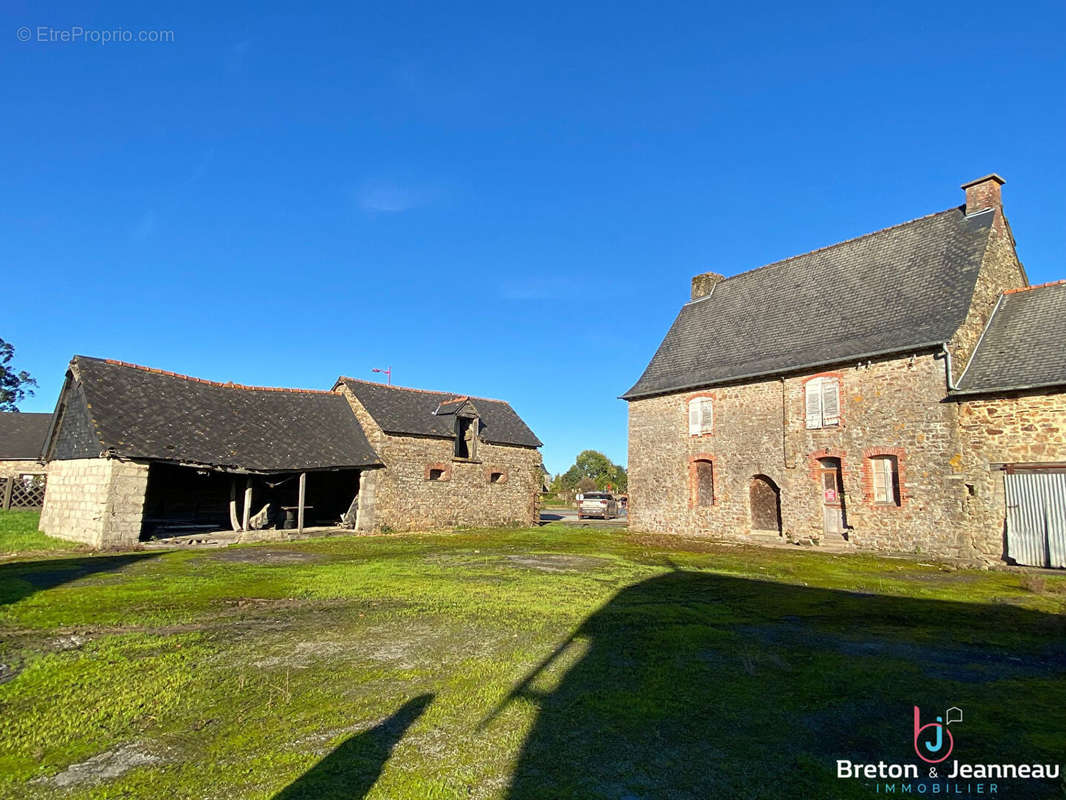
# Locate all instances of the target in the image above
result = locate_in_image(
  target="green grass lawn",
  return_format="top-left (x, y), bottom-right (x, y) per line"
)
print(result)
top-left (0, 510), bottom-right (82, 556)
top-left (1, 510), bottom-right (1065, 799)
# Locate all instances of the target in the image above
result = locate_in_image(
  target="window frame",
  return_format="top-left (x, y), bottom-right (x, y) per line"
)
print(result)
top-left (687, 394), bottom-right (715, 436)
top-left (862, 448), bottom-right (906, 508)
top-left (424, 463), bottom-right (451, 482)
top-left (688, 454), bottom-right (718, 509)
top-left (803, 374), bottom-right (842, 429)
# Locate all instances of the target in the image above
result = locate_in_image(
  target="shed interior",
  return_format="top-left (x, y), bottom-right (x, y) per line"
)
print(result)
top-left (140, 463), bottom-right (360, 539)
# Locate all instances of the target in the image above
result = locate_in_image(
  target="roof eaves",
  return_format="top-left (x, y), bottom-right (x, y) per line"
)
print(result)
top-left (949, 380), bottom-right (1066, 397)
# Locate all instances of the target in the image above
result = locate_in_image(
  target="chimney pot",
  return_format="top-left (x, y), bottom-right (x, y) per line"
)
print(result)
top-left (691, 271), bottom-right (725, 300)
top-left (961, 173), bottom-right (1005, 215)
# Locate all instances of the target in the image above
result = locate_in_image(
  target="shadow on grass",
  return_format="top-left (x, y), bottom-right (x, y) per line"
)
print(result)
top-left (0, 553), bottom-right (162, 607)
top-left (273, 694), bottom-right (434, 800)
top-left (492, 570), bottom-right (1066, 799)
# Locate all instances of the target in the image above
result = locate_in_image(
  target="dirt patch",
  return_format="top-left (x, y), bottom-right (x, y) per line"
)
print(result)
top-left (0, 657), bottom-right (23, 685)
top-left (211, 548), bottom-right (323, 565)
top-left (36, 743), bottom-right (164, 788)
top-left (503, 554), bottom-right (609, 572)
top-left (424, 551), bottom-right (609, 573)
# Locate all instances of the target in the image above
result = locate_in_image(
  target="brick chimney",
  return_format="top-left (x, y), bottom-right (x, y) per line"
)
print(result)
top-left (961, 174), bottom-right (1005, 215)
top-left (691, 271), bottom-right (725, 300)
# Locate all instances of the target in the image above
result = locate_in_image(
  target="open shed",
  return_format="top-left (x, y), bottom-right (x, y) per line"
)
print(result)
top-left (39, 357), bottom-right (382, 547)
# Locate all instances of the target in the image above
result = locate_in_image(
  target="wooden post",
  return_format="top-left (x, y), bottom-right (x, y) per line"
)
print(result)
top-left (243, 477), bottom-right (253, 532)
top-left (297, 472), bottom-right (306, 533)
top-left (1, 477), bottom-right (12, 511)
top-left (229, 478), bottom-right (241, 531)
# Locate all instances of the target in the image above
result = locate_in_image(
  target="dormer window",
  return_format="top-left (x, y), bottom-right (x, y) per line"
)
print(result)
top-left (455, 415), bottom-right (478, 460)
top-left (688, 397), bottom-right (714, 435)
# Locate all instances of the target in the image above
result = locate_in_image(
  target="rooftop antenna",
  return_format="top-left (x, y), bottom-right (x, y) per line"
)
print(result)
top-left (372, 366), bottom-right (392, 385)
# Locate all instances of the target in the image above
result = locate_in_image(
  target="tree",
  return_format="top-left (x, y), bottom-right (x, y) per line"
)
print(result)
top-left (0, 338), bottom-right (36, 412)
top-left (555, 450), bottom-right (628, 495)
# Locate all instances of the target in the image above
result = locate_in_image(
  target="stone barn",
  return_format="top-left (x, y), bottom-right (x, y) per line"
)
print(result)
top-left (39, 357), bottom-right (543, 548)
top-left (624, 174), bottom-right (1066, 566)
top-left (334, 378), bottom-right (545, 530)
top-left (0, 412), bottom-right (51, 510)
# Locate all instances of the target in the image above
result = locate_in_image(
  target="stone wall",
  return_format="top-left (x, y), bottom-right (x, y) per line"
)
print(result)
top-left (956, 390), bottom-right (1066, 560)
top-left (0, 459), bottom-right (44, 477)
top-left (39, 458), bottom-right (149, 548)
top-left (363, 434), bottom-right (542, 530)
top-left (946, 210), bottom-right (1027, 383)
top-left (339, 385), bottom-right (542, 531)
top-left (628, 352), bottom-right (983, 559)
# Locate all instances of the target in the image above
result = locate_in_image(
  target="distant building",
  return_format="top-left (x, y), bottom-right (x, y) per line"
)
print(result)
top-left (39, 357), bottom-right (542, 548)
top-left (624, 175), bottom-right (1066, 567)
top-left (0, 412), bottom-right (51, 509)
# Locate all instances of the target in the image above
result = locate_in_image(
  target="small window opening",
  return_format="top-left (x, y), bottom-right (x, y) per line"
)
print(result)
top-left (428, 468), bottom-right (445, 481)
top-left (489, 471), bottom-right (504, 484)
top-left (965, 483), bottom-right (976, 497)
top-left (455, 416), bottom-right (477, 459)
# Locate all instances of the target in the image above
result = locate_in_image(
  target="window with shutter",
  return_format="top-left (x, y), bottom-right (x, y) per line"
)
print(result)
top-left (870, 456), bottom-right (900, 505)
top-left (805, 377), bottom-right (842, 428)
top-left (805, 380), bottom-right (822, 428)
top-left (699, 398), bottom-right (713, 434)
top-left (688, 399), bottom-right (701, 435)
top-left (821, 378), bottom-right (840, 426)
top-left (688, 397), bottom-right (713, 435)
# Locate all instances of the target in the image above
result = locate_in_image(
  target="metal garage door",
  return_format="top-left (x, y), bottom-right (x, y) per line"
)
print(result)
top-left (1004, 469), bottom-right (1066, 568)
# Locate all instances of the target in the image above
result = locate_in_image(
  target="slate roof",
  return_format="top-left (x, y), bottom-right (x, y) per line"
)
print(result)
top-left (955, 281), bottom-right (1066, 393)
top-left (623, 206), bottom-right (996, 399)
top-left (0, 412), bottom-right (52, 460)
top-left (51, 357), bottom-right (381, 472)
top-left (337, 378), bottom-right (542, 448)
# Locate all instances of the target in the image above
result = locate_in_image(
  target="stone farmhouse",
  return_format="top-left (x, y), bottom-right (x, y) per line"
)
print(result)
top-left (0, 412), bottom-right (51, 510)
top-left (39, 357), bottom-right (543, 548)
top-left (624, 175), bottom-right (1066, 567)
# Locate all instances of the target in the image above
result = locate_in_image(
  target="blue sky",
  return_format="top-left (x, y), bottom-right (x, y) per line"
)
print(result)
top-left (3, 1), bottom-right (1064, 474)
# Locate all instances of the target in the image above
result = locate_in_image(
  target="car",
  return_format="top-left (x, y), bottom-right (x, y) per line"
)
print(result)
top-left (578, 491), bottom-right (619, 520)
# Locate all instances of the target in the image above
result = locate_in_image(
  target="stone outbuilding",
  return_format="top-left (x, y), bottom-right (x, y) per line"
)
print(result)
top-left (39, 357), bottom-right (543, 548)
top-left (623, 175), bottom-right (1066, 566)
top-left (0, 412), bottom-right (51, 510)
top-left (334, 379), bottom-right (545, 531)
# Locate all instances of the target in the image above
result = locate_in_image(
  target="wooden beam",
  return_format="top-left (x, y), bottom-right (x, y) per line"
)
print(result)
top-left (297, 472), bottom-right (306, 533)
top-left (243, 477), bottom-right (253, 532)
top-left (229, 478), bottom-right (241, 531)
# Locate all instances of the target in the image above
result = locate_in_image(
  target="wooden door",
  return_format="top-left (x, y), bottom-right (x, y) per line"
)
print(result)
top-left (750, 475), bottom-right (782, 533)
top-left (818, 459), bottom-right (847, 540)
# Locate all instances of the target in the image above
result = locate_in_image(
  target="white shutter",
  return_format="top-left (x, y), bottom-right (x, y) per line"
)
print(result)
top-left (699, 398), bottom-right (714, 434)
top-left (688, 399), bottom-right (701, 435)
top-left (872, 458), bottom-right (888, 503)
top-left (805, 380), bottom-right (823, 428)
top-left (821, 378), bottom-right (840, 426)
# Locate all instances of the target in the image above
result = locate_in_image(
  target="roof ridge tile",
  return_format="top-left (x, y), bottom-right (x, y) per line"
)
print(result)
top-left (338, 377), bottom-right (509, 405)
top-left (685, 206), bottom-right (961, 304)
top-left (1003, 279), bottom-right (1066, 296)
top-left (94, 357), bottom-right (334, 395)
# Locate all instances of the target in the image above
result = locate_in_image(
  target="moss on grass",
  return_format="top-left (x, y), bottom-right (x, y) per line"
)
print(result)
top-left (0, 527), bottom-right (1063, 798)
